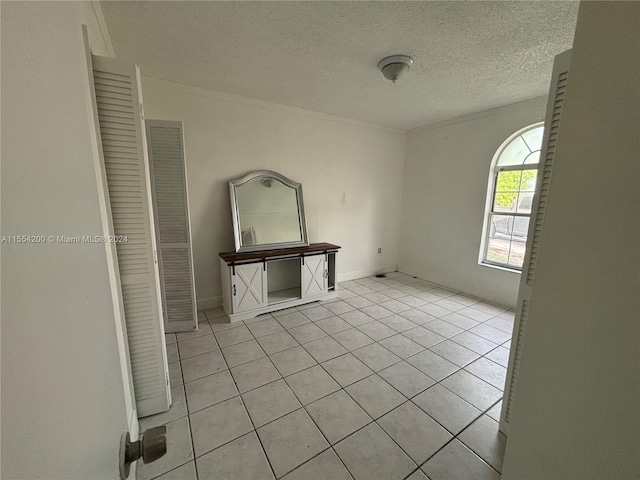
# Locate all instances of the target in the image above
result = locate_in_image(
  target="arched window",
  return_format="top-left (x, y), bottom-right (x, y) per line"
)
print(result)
top-left (480, 123), bottom-right (544, 270)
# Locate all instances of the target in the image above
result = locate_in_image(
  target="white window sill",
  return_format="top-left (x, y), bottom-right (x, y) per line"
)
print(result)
top-left (479, 261), bottom-right (522, 274)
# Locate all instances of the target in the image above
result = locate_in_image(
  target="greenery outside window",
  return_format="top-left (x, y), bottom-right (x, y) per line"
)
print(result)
top-left (480, 123), bottom-right (544, 270)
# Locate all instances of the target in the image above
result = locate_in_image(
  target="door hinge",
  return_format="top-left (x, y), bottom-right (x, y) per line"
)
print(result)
top-left (324, 269), bottom-right (328, 278)
top-left (233, 284), bottom-right (236, 296)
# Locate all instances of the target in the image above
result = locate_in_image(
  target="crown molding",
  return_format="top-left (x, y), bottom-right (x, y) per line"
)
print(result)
top-left (408, 96), bottom-right (547, 135)
top-left (141, 75), bottom-right (406, 135)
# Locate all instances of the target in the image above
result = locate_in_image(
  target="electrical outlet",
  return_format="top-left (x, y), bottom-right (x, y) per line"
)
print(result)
top-left (378, 247), bottom-right (382, 254)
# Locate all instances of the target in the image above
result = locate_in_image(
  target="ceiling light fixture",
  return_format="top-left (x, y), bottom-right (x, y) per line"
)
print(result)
top-left (378, 55), bottom-right (414, 84)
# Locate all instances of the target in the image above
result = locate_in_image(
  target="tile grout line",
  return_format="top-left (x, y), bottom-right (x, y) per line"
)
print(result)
top-left (211, 278), bottom-right (509, 352)
top-left (175, 307), bottom-right (507, 388)
top-left (172, 329), bottom-right (198, 480)
top-left (215, 317), bottom-right (280, 480)
top-left (326, 284), bottom-right (509, 473)
top-left (184, 308), bottom-right (220, 479)
top-left (142, 341), bottom-right (191, 479)
top-left (225, 292), bottom-right (506, 431)
top-left (345, 274), bottom-right (511, 309)
top-left (451, 398), bottom-right (504, 475)
top-left (279, 445), bottom-right (357, 480)
top-left (225, 316), bottom-right (357, 480)
top-left (307, 350), bottom-right (429, 476)
top-left (213, 312), bottom-right (412, 479)
top-left (193, 314), bottom-right (280, 480)
top-left (332, 278), bottom-right (509, 473)
top-left (402, 396), bottom-right (505, 479)
top-left (197, 316), bottom-right (503, 426)
top-left (151, 312), bottom-right (276, 479)
top-left (164, 273), bottom-right (511, 479)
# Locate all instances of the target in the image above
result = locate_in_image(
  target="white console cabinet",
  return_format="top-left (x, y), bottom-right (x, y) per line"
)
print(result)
top-left (219, 243), bottom-right (340, 322)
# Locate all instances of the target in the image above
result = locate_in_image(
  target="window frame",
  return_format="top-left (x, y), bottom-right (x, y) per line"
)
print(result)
top-left (479, 122), bottom-right (544, 272)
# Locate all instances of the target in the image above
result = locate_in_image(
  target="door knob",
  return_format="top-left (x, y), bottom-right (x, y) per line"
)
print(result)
top-left (119, 426), bottom-right (167, 479)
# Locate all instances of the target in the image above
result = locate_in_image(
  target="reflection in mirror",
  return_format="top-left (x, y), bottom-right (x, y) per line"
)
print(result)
top-left (229, 171), bottom-right (309, 252)
top-left (236, 178), bottom-right (302, 246)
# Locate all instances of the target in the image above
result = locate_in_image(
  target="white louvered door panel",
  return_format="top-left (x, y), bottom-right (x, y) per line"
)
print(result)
top-left (146, 121), bottom-right (197, 334)
top-left (302, 255), bottom-right (327, 297)
top-left (91, 55), bottom-right (170, 418)
top-left (500, 50), bottom-right (572, 435)
top-left (233, 263), bottom-right (267, 312)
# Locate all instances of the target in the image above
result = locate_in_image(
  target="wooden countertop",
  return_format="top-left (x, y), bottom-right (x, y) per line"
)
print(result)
top-left (219, 242), bottom-right (341, 263)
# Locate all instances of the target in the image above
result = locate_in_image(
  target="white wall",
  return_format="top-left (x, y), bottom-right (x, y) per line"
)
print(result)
top-left (141, 78), bottom-right (407, 308)
top-left (1, 2), bottom-right (131, 478)
top-left (398, 98), bottom-right (547, 307)
top-left (502, 2), bottom-right (639, 478)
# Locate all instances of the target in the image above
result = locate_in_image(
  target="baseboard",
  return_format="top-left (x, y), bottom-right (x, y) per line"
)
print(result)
top-left (397, 267), bottom-right (516, 309)
top-left (197, 267), bottom-right (514, 310)
top-left (197, 296), bottom-right (222, 311)
top-left (337, 265), bottom-right (397, 283)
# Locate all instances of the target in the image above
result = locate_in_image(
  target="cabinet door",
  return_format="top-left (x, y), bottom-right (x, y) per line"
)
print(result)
top-left (302, 255), bottom-right (327, 297)
top-left (233, 263), bottom-right (267, 312)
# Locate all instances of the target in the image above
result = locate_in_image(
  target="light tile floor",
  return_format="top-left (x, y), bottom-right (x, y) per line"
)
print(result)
top-left (138, 272), bottom-right (512, 480)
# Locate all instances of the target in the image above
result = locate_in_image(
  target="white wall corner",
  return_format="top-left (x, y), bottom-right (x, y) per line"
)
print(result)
top-left (141, 75), bottom-right (406, 135)
top-left (398, 267), bottom-right (516, 309)
top-left (337, 266), bottom-right (398, 283)
top-left (408, 96), bottom-right (548, 135)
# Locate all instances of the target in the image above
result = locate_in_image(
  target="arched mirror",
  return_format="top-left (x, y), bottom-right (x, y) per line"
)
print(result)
top-left (229, 170), bottom-right (309, 252)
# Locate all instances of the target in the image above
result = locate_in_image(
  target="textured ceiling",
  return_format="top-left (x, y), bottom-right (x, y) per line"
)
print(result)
top-left (101, 1), bottom-right (578, 130)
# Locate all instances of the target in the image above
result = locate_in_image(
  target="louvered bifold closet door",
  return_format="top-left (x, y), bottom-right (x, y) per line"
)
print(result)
top-left (90, 55), bottom-right (170, 418)
top-left (499, 50), bottom-right (571, 435)
top-left (146, 121), bottom-right (197, 333)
